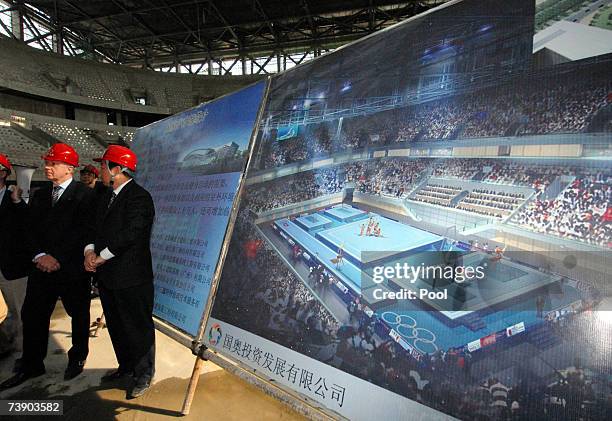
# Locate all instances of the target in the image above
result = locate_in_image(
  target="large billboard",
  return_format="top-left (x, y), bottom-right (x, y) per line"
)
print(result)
top-left (201, 0), bottom-right (611, 419)
top-left (132, 81), bottom-right (267, 336)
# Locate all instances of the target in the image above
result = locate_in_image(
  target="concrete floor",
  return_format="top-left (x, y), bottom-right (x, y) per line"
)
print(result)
top-left (0, 298), bottom-right (306, 421)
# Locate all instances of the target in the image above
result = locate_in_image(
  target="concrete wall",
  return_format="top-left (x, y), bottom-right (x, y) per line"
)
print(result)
top-left (0, 92), bottom-right (65, 118)
top-left (75, 107), bottom-right (107, 125)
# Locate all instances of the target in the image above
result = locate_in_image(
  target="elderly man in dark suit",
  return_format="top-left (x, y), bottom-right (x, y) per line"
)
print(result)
top-left (85, 145), bottom-right (156, 400)
top-left (0, 154), bottom-right (30, 359)
top-left (0, 144), bottom-right (95, 391)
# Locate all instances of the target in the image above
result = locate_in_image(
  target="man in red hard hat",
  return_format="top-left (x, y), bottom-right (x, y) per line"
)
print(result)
top-left (79, 164), bottom-right (99, 189)
top-left (80, 162), bottom-right (109, 207)
top-left (80, 163), bottom-right (109, 301)
top-left (85, 145), bottom-right (156, 399)
top-left (0, 154), bottom-right (30, 361)
top-left (0, 143), bottom-right (95, 390)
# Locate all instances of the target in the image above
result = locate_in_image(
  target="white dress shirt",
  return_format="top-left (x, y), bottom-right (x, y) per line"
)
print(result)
top-left (53, 178), bottom-right (72, 201)
top-left (84, 178), bottom-right (133, 261)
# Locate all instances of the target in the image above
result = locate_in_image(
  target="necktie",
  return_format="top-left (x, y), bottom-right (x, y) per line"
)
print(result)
top-left (52, 186), bottom-right (62, 206)
top-left (107, 192), bottom-right (117, 209)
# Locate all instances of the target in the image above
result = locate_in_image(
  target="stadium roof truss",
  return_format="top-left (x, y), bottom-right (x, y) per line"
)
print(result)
top-left (1, 0), bottom-right (444, 75)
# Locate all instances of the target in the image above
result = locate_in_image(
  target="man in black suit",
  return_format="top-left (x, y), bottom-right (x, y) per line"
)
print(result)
top-left (0, 144), bottom-right (95, 391)
top-left (80, 164), bottom-right (109, 199)
top-left (79, 164), bottom-right (99, 189)
top-left (80, 163), bottom-right (109, 300)
top-left (85, 145), bottom-right (156, 400)
top-left (0, 154), bottom-right (30, 358)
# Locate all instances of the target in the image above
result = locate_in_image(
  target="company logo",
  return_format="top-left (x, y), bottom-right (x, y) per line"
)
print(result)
top-left (208, 323), bottom-right (222, 346)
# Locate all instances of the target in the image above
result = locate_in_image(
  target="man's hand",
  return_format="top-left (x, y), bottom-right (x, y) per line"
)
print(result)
top-left (36, 255), bottom-right (60, 273)
top-left (10, 186), bottom-right (22, 203)
top-left (84, 251), bottom-right (107, 272)
top-left (93, 255), bottom-right (107, 269)
top-left (84, 250), bottom-right (97, 272)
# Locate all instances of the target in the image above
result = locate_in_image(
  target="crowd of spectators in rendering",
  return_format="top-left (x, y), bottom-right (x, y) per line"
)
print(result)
top-left (512, 173), bottom-right (611, 247)
top-left (258, 76), bottom-right (611, 170)
top-left (211, 211), bottom-right (340, 354)
top-left (244, 157), bottom-right (610, 246)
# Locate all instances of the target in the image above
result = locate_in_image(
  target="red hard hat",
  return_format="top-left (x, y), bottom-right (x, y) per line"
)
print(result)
top-left (80, 164), bottom-right (99, 177)
top-left (0, 154), bottom-right (12, 173)
top-left (42, 143), bottom-right (79, 167)
top-left (96, 145), bottom-right (137, 171)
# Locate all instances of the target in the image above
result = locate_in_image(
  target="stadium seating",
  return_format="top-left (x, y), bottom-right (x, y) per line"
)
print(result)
top-left (413, 183), bottom-right (462, 207)
top-left (0, 125), bottom-right (47, 168)
top-left (0, 107), bottom-right (137, 179)
top-left (36, 121), bottom-right (105, 163)
top-left (512, 173), bottom-right (611, 247)
top-left (246, 157), bottom-right (609, 247)
top-left (343, 158), bottom-right (429, 198)
top-left (457, 189), bottom-right (525, 219)
top-left (0, 37), bottom-right (260, 113)
top-left (258, 71), bottom-right (610, 170)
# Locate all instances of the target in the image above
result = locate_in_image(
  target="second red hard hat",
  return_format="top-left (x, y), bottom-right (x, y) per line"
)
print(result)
top-left (95, 145), bottom-right (137, 172)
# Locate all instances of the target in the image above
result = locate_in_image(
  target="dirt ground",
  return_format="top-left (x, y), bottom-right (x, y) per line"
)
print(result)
top-left (0, 298), bottom-right (306, 420)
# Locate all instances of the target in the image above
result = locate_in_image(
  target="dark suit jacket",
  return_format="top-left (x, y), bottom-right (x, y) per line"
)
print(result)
top-left (0, 187), bottom-right (31, 280)
top-left (92, 180), bottom-right (155, 290)
top-left (27, 179), bottom-right (95, 282)
top-left (92, 181), bottom-right (110, 198)
top-left (81, 180), bottom-right (110, 213)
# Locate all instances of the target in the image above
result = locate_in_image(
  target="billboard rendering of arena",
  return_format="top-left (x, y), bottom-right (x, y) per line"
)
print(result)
top-left (198, 0), bottom-right (611, 419)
